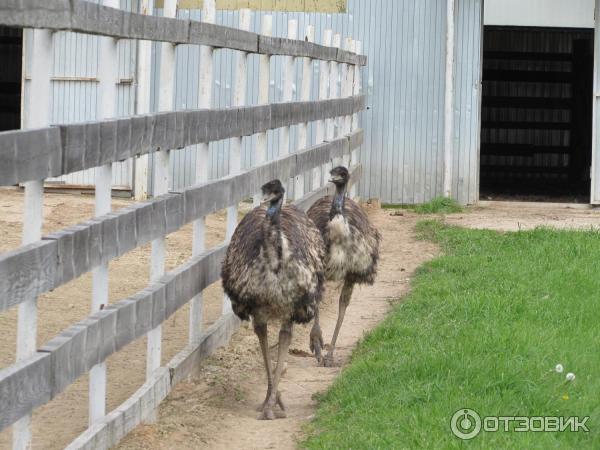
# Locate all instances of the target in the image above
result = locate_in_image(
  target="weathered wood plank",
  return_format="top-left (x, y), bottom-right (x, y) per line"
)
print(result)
top-left (0, 0), bottom-right (367, 64)
top-left (0, 95), bottom-right (366, 186)
top-left (0, 127), bottom-right (62, 185)
top-left (0, 352), bottom-right (53, 430)
top-left (0, 240), bottom-right (58, 311)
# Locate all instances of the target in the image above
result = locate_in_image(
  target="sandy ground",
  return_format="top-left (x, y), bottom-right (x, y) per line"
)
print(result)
top-left (445, 201), bottom-right (600, 231)
top-left (0, 187), bottom-right (230, 450)
top-left (3, 188), bottom-right (599, 450)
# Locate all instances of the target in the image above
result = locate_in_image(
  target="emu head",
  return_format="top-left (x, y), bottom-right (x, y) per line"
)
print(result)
top-left (329, 166), bottom-right (350, 188)
top-left (261, 179), bottom-right (285, 204)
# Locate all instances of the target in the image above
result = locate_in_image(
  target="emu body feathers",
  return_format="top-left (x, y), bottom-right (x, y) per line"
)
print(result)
top-left (221, 204), bottom-right (325, 324)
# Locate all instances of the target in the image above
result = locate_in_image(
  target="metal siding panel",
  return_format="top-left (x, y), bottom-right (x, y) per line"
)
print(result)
top-left (453, 0), bottom-right (483, 204)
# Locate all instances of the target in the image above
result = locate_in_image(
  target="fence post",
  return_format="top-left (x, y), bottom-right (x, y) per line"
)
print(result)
top-left (134, 0), bottom-right (154, 200)
top-left (190, 0), bottom-right (216, 342)
top-left (341, 37), bottom-right (354, 168)
top-left (280, 19), bottom-right (297, 161)
top-left (253, 14), bottom-right (273, 206)
top-left (89, 0), bottom-right (119, 427)
top-left (350, 40), bottom-right (362, 200)
top-left (224, 8), bottom-right (251, 314)
top-left (295, 24), bottom-right (314, 200)
top-left (12, 27), bottom-right (52, 450)
top-left (145, 0), bottom-right (177, 422)
top-left (328, 33), bottom-right (341, 169)
top-left (313, 29), bottom-right (332, 191)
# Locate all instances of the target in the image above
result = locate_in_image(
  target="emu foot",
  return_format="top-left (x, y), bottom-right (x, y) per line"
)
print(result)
top-left (309, 326), bottom-right (324, 363)
top-left (319, 352), bottom-right (337, 367)
top-left (257, 392), bottom-right (287, 420)
top-left (256, 391), bottom-right (286, 413)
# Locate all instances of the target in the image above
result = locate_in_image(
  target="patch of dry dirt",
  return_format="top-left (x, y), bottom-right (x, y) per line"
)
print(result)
top-left (0, 188), bottom-right (229, 449)
top-left (116, 206), bottom-right (438, 450)
top-left (445, 201), bottom-right (600, 232)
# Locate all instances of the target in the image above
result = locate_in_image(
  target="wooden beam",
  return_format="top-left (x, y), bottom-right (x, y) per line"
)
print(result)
top-left (0, 95), bottom-right (366, 186)
top-left (0, 0), bottom-right (364, 64)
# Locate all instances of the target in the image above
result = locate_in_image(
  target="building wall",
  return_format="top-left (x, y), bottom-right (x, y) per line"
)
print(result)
top-left (22, 0), bottom-right (485, 204)
top-left (484, 0), bottom-right (594, 28)
top-left (161, 0), bottom-right (482, 204)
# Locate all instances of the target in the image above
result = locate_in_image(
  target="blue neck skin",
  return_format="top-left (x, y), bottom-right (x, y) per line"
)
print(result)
top-left (330, 183), bottom-right (347, 218)
top-left (266, 197), bottom-right (283, 224)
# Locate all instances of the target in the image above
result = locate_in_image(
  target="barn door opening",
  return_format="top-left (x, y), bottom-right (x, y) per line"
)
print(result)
top-left (480, 26), bottom-right (593, 203)
top-left (0, 26), bottom-right (22, 132)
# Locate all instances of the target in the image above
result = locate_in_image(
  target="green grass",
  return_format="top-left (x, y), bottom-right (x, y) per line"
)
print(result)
top-left (302, 221), bottom-right (600, 449)
top-left (383, 197), bottom-right (463, 214)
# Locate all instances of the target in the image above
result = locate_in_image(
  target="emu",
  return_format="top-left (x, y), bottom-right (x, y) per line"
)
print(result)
top-left (307, 166), bottom-right (381, 366)
top-left (221, 179), bottom-right (325, 420)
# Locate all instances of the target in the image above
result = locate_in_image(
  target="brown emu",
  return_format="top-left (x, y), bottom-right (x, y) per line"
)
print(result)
top-left (307, 166), bottom-right (381, 366)
top-left (221, 179), bottom-right (325, 419)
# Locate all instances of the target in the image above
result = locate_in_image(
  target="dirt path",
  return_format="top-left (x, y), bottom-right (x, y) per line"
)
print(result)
top-left (116, 206), bottom-right (439, 450)
top-left (445, 201), bottom-right (600, 231)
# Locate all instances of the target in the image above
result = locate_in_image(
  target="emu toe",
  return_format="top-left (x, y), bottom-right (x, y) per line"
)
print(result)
top-left (320, 353), bottom-right (337, 367)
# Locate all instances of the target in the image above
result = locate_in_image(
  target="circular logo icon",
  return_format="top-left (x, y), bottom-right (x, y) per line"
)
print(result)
top-left (451, 408), bottom-right (482, 440)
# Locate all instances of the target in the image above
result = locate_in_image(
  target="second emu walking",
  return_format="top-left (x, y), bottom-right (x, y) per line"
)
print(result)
top-left (308, 166), bottom-right (381, 366)
top-left (222, 180), bottom-right (325, 419)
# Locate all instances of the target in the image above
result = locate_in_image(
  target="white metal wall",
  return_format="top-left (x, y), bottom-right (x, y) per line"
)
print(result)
top-left (155, 0), bottom-right (483, 203)
top-left (22, 0), bottom-right (485, 203)
top-left (23, 0), bottom-right (137, 189)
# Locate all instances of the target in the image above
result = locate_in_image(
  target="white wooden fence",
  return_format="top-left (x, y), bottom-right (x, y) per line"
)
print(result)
top-left (0, 1), bottom-right (367, 448)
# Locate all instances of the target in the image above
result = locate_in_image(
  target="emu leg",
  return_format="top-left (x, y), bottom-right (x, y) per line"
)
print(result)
top-left (260, 320), bottom-right (293, 420)
top-left (254, 321), bottom-right (274, 416)
top-left (309, 307), bottom-right (324, 363)
top-left (322, 280), bottom-right (354, 367)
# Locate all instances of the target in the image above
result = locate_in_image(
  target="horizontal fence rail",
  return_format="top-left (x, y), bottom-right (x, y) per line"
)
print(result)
top-left (0, 96), bottom-right (365, 186)
top-left (0, 132), bottom-right (363, 430)
top-left (0, 0), bottom-right (367, 65)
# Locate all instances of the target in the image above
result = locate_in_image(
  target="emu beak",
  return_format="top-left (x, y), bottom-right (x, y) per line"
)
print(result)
top-left (329, 175), bottom-right (343, 183)
top-left (262, 193), bottom-right (276, 203)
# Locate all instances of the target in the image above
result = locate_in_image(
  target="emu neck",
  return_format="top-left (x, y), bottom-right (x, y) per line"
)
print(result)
top-left (263, 197), bottom-right (284, 269)
top-left (266, 197), bottom-right (283, 226)
top-left (330, 184), bottom-right (347, 219)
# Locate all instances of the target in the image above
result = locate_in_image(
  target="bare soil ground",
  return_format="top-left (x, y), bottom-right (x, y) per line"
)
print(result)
top-left (3, 190), bottom-right (598, 450)
top-left (445, 201), bottom-right (600, 231)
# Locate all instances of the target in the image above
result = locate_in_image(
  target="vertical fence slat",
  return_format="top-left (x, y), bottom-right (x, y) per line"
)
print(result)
top-left (341, 36), bottom-right (352, 168)
top-left (253, 14), bottom-right (273, 206)
top-left (89, 0), bottom-right (120, 427)
top-left (328, 33), bottom-right (341, 170)
top-left (280, 19), bottom-right (297, 161)
top-left (223, 8), bottom-right (251, 314)
top-left (12, 27), bottom-right (53, 450)
top-left (133, 0), bottom-right (154, 200)
top-left (145, 0), bottom-right (177, 424)
top-left (295, 24), bottom-right (314, 201)
top-left (190, 0), bottom-right (216, 342)
top-left (313, 29), bottom-right (332, 191)
top-left (351, 40), bottom-right (362, 199)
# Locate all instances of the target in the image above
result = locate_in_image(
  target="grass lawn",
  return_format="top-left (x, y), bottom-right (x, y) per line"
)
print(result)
top-left (303, 221), bottom-right (600, 449)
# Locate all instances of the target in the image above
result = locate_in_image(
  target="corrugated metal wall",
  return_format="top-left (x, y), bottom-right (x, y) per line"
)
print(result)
top-left (23, 0), bottom-right (485, 204)
top-left (155, 0), bottom-right (483, 203)
top-left (24, 0), bottom-right (137, 189)
top-left (453, 0), bottom-right (484, 204)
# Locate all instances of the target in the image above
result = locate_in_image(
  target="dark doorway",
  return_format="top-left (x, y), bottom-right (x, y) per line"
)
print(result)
top-left (0, 26), bottom-right (22, 132)
top-left (480, 26), bottom-right (594, 203)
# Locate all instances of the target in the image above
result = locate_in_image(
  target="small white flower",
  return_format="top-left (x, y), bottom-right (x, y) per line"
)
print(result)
top-left (566, 373), bottom-right (576, 381)
top-left (555, 364), bottom-right (564, 373)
